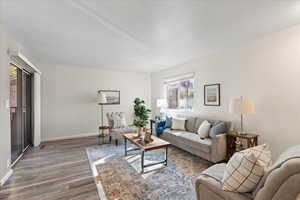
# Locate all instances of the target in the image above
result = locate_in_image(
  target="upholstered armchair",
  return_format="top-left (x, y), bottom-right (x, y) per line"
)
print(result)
top-left (106, 112), bottom-right (136, 145)
top-left (195, 145), bottom-right (300, 200)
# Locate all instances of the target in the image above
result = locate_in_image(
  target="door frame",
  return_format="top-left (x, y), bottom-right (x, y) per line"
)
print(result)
top-left (9, 60), bottom-right (41, 167)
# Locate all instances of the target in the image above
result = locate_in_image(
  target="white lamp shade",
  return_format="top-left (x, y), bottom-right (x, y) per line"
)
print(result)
top-left (157, 99), bottom-right (167, 108)
top-left (230, 98), bottom-right (255, 114)
top-left (97, 92), bottom-right (107, 104)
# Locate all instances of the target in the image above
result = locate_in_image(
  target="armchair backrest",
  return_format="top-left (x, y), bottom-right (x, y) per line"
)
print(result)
top-left (106, 112), bottom-right (127, 129)
top-left (254, 145), bottom-right (300, 200)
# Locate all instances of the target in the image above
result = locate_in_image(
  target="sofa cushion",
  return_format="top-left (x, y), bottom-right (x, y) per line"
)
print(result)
top-left (165, 116), bottom-right (172, 128)
top-left (209, 120), bottom-right (231, 133)
top-left (209, 121), bottom-right (227, 138)
top-left (171, 118), bottom-right (186, 130)
top-left (164, 129), bottom-right (212, 153)
top-left (197, 120), bottom-right (212, 139)
top-left (185, 117), bottom-right (197, 132)
top-left (194, 118), bottom-right (205, 132)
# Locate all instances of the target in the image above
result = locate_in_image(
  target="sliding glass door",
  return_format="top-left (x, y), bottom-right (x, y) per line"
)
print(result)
top-left (10, 64), bottom-right (32, 164)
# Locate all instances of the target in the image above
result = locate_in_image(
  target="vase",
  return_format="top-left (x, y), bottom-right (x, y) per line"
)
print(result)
top-left (136, 127), bottom-right (142, 138)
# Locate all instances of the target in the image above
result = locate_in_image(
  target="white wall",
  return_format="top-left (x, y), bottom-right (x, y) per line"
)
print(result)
top-left (151, 24), bottom-right (300, 159)
top-left (0, 24), bottom-right (36, 182)
top-left (39, 64), bottom-right (151, 141)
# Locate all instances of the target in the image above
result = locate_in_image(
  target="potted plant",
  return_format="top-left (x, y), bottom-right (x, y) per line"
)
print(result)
top-left (133, 97), bottom-right (151, 138)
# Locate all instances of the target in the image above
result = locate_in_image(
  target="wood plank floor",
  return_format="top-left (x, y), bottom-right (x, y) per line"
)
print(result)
top-left (0, 137), bottom-right (100, 200)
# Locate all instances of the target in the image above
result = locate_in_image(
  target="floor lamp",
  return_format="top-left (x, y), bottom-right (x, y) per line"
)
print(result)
top-left (97, 91), bottom-right (107, 136)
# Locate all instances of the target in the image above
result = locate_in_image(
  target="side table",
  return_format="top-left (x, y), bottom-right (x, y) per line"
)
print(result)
top-left (98, 126), bottom-right (110, 144)
top-left (227, 133), bottom-right (259, 160)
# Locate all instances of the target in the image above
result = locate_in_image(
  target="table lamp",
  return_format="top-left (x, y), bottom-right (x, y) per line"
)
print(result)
top-left (156, 99), bottom-right (167, 120)
top-left (229, 96), bottom-right (255, 133)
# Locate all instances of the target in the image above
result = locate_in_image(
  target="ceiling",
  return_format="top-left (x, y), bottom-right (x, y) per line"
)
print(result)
top-left (2, 0), bottom-right (300, 72)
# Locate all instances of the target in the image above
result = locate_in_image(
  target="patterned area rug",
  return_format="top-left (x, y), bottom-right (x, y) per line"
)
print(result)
top-left (86, 143), bottom-right (212, 200)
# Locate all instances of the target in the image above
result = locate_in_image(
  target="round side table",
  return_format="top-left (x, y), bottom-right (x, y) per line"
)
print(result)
top-left (98, 126), bottom-right (110, 144)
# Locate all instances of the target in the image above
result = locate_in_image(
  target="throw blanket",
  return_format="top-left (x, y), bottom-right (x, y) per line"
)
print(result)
top-left (253, 145), bottom-right (300, 196)
top-left (200, 163), bottom-right (226, 182)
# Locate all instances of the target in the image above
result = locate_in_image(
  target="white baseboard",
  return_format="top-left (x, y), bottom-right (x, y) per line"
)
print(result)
top-left (1, 169), bottom-right (13, 187)
top-left (42, 132), bottom-right (99, 142)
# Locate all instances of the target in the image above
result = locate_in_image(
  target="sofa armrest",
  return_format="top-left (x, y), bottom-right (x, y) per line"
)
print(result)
top-left (211, 134), bottom-right (227, 163)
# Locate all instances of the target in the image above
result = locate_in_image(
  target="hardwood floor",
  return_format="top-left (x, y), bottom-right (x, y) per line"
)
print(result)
top-left (0, 137), bottom-right (100, 200)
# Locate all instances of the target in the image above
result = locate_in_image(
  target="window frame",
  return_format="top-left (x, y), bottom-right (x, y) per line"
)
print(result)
top-left (164, 77), bottom-right (195, 111)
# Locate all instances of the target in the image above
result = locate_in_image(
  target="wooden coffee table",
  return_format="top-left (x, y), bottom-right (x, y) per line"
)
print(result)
top-left (123, 133), bottom-right (171, 173)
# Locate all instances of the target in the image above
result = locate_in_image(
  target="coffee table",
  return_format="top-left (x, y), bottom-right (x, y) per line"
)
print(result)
top-left (123, 133), bottom-right (171, 173)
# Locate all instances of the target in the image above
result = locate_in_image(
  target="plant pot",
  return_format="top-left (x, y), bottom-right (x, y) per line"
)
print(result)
top-left (136, 127), bottom-right (142, 138)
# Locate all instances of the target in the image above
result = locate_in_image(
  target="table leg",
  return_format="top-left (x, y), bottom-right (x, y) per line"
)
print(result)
top-left (124, 138), bottom-right (127, 156)
top-left (165, 147), bottom-right (168, 166)
top-left (150, 120), bottom-right (153, 134)
top-left (141, 151), bottom-right (144, 173)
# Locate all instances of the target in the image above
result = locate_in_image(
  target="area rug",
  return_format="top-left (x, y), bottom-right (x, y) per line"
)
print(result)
top-left (86, 143), bottom-right (212, 200)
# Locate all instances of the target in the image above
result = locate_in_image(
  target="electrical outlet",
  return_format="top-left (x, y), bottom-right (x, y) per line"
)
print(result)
top-left (7, 159), bottom-right (11, 168)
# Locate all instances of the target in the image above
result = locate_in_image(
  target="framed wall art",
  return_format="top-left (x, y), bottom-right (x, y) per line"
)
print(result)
top-left (204, 84), bottom-right (220, 106)
top-left (98, 90), bottom-right (120, 105)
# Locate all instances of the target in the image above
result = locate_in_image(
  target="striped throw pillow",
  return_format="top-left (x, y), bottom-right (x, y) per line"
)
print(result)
top-left (222, 144), bottom-right (271, 193)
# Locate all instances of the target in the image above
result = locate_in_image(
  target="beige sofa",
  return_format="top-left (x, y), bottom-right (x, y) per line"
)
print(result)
top-left (160, 117), bottom-right (231, 163)
top-left (195, 145), bottom-right (300, 200)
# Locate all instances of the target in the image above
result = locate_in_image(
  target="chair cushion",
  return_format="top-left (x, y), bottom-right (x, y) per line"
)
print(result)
top-left (111, 127), bottom-right (137, 134)
top-left (107, 112), bottom-right (127, 128)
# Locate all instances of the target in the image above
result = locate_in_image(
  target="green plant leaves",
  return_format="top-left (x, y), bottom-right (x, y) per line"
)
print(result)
top-left (133, 97), bottom-right (151, 128)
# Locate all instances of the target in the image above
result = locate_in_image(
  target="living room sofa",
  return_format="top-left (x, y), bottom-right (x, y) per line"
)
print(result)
top-left (160, 117), bottom-right (231, 163)
top-left (195, 145), bottom-right (300, 200)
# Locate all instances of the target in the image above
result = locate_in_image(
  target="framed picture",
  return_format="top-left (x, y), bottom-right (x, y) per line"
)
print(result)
top-left (204, 84), bottom-right (220, 106)
top-left (98, 90), bottom-right (120, 105)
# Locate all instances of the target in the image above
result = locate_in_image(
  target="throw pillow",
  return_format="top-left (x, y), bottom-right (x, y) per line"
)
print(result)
top-left (106, 113), bottom-right (114, 128)
top-left (119, 112), bottom-right (127, 128)
top-left (165, 116), bottom-right (172, 128)
top-left (247, 144), bottom-right (272, 167)
top-left (197, 120), bottom-right (211, 139)
top-left (111, 112), bottom-right (127, 128)
top-left (171, 118), bottom-right (186, 130)
top-left (222, 144), bottom-right (272, 193)
top-left (209, 121), bottom-right (226, 138)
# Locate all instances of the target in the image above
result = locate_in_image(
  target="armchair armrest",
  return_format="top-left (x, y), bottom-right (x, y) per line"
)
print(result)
top-left (195, 174), bottom-right (251, 200)
top-left (211, 133), bottom-right (227, 163)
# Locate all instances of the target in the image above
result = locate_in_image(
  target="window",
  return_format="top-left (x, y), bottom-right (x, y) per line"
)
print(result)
top-left (166, 78), bottom-right (194, 109)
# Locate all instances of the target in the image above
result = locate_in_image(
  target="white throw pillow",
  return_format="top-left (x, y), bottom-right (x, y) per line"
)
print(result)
top-left (222, 144), bottom-right (272, 193)
top-left (197, 120), bottom-right (211, 139)
top-left (111, 112), bottom-right (127, 128)
top-left (171, 118), bottom-right (186, 130)
top-left (119, 112), bottom-right (127, 127)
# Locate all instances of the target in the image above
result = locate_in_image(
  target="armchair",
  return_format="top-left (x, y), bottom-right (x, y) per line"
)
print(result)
top-left (195, 145), bottom-right (300, 200)
top-left (106, 112), bottom-right (136, 145)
